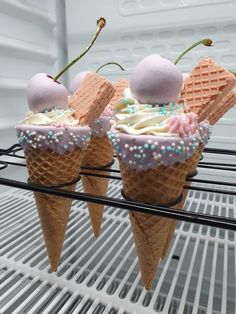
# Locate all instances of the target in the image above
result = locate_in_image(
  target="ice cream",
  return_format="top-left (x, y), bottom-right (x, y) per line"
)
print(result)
top-left (108, 54), bottom-right (210, 290)
top-left (16, 73), bottom-right (91, 272)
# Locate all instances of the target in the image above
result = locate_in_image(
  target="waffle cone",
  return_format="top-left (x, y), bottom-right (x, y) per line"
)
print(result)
top-left (186, 143), bottom-right (204, 177)
top-left (161, 147), bottom-right (203, 258)
top-left (161, 182), bottom-right (190, 259)
top-left (118, 158), bottom-right (189, 289)
top-left (82, 136), bottom-right (114, 237)
top-left (25, 148), bottom-right (84, 271)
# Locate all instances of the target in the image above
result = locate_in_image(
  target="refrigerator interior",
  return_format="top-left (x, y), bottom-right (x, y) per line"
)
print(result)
top-left (0, 0), bottom-right (236, 313)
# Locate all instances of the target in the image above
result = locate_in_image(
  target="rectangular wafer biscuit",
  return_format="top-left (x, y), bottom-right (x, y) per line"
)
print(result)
top-left (69, 72), bottom-right (115, 125)
top-left (179, 57), bottom-right (236, 122)
top-left (109, 80), bottom-right (129, 107)
top-left (207, 91), bottom-right (236, 125)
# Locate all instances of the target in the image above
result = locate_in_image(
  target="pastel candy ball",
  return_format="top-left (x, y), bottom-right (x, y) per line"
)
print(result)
top-left (27, 73), bottom-right (69, 113)
top-left (130, 55), bottom-right (183, 104)
top-left (70, 71), bottom-right (91, 94)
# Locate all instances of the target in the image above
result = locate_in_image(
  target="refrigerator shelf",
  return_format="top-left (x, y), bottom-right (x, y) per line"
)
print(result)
top-left (0, 169), bottom-right (235, 314)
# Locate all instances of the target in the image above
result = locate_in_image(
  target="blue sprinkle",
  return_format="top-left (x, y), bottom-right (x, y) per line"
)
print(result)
top-left (144, 143), bottom-right (149, 149)
top-left (150, 144), bottom-right (156, 150)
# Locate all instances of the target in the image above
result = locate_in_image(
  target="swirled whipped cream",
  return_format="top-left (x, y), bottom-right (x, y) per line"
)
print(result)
top-left (113, 88), bottom-right (198, 137)
top-left (16, 108), bottom-right (91, 154)
top-left (108, 88), bottom-right (209, 170)
top-left (19, 108), bottom-right (79, 127)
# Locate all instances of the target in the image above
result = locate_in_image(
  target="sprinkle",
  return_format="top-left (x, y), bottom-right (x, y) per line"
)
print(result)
top-left (124, 144), bottom-right (129, 148)
top-left (144, 144), bottom-right (149, 149)
top-left (161, 146), bottom-right (165, 151)
top-left (129, 147), bottom-right (134, 151)
top-left (150, 144), bottom-right (156, 150)
top-left (147, 139), bottom-right (153, 144)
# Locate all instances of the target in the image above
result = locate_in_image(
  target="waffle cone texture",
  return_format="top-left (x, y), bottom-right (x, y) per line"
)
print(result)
top-left (82, 136), bottom-right (114, 237)
top-left (161, 146), bottom-right (204, 258)
top-left (118, 157), bottom-right (189, 289)
top-left (25, 148), bottom-right (84, 271)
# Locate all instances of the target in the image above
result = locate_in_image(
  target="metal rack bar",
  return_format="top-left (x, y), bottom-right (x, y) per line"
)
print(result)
top-left (0, 144), bottom-right (236, 231)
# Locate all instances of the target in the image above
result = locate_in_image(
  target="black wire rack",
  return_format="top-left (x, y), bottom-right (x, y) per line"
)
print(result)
top-left (0, 143), bottom-right (236, 231)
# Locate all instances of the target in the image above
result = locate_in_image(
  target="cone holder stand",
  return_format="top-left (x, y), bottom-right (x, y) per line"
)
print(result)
top-left (1, 143), bottom-right (236, 231)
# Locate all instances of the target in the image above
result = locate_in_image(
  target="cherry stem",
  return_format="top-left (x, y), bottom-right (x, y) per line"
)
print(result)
top-left (96, 62), bottom-right (125, 73)
top-left (174, 38), bottom-right (213, 65)
top-left (53, 18), bottom-right (106, 81)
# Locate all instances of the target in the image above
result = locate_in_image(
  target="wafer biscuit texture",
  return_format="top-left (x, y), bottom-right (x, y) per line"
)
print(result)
top-left (208, 91), bottom-right (236, 125)
top-left (109, 80), bottom-right (129, 107)
top-left (69, 72), bottom-right (115, 125)
top-left (179, 57), bottom-right (236, 122)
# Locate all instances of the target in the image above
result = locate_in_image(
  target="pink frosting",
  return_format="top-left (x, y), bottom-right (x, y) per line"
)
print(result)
top-left (167, 112), bottom-right (199, 137)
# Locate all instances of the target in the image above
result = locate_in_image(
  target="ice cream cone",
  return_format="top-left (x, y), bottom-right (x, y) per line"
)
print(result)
top-left (25, 147), bottom-right (84, 271)
top-left (161, 144), bottom-right (204, 258)
top-left (118, 157), bottom-right (189, 289)
top-left (82, 136), bottom-right (114, 237)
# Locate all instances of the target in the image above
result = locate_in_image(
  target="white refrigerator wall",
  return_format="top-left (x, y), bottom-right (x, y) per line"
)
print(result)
top-left (0, 0), bottom-right (67, 148)
top-left (0, 1), bottom-right (236, 161)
